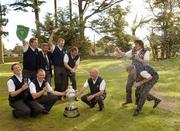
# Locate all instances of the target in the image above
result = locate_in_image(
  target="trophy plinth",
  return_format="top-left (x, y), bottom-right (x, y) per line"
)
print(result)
top-left (63, 86), bottom-right (80, 118)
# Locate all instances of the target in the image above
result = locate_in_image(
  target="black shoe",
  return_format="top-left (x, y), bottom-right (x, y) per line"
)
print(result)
top-left (12, 110), bottom-right (18, 118)
top-left (99, 105), bottom-right (104, 111)
top-left (42, 110), bottom-right (49, 114)
top-left (133, 110), bottom-right (140, 116)
top-left (153, 99), bottom-right (161, 109)
top-left (122, 101), bottom-right (132, 106)
top-left (89, 104), bottom-right (95, 108)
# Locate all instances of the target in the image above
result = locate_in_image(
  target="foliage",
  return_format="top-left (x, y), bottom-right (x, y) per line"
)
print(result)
top-left (91, 5), bottom-right (133, 51)
top-left (146, 0), bottom-right (180, 59)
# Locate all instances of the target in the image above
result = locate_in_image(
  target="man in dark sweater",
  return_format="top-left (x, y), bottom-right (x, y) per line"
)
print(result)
top-left (22, 38), bottom-right (40, 80)
top-left (29, 69), bottom-right (66, 115)
top-left (7, 63), bottom-right (31, 118)
top-left (64, 47), bottom-right (80, 91)
top-left (76, 68), bottom-right (106, 111)
top-left (48, 29), bottom-right (68, 92)
top-left (37, 43), bottom-right (52, 85)
top-left (126, 64), bottom-right (161, 116)
top-left (115, 40), bottom-right (150, 106)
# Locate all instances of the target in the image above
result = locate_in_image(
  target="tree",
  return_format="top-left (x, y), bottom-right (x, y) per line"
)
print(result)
top-left (90, 5), bottom-right (132, 51)
top-left (131, 14), bottom-right (152, 36)
top-left (0, 4), bottom-right (8, 64)
top-left (10, 0), bottom-right (45, 43)
top-left (54, 0), bottom-right (58, 27)
top-left (75, 0), bottom-right (123, 45)
top-left (146, 0), bottom-right (180, 59)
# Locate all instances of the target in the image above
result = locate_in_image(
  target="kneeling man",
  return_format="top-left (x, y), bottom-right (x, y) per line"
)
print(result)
top-left (7, 63), bottom-right (31, 118)
top-left (76, 68), bottom-right (106, 111)
top-left (29, 69), bottom-right (66, 115)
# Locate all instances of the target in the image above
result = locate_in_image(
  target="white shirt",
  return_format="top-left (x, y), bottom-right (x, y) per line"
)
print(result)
top-left (7, 75), bottom-right (30, 92)
top-left (64, 54), bottom-right (80, 65)
top-left (140, 71), bottom-right (152, 79)
top-left (29, 80), bottom-right (53, 94)
top-left (83, 78), bottom-right (106, 91)
top-left (125, 49), bottom-right (150, 61)
top-left (50, 44), bottom-right (63, 53)
top-left (23, 44), bottom-right (41, 52)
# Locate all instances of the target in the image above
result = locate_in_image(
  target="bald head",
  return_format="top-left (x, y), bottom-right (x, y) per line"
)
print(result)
top-left (90, 68), bottom-right (99, 80)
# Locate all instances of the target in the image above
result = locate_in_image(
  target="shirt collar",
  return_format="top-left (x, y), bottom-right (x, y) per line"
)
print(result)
top-left (30, 46), bottom-right (36, 51)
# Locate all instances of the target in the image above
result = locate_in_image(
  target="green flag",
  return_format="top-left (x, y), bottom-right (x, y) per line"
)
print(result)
top-left (16, 25), bottom-right (29, 41)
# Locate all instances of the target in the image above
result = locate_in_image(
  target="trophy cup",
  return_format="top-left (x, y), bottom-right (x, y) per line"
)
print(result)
top-left (63, 86), bottom-right (80, 118)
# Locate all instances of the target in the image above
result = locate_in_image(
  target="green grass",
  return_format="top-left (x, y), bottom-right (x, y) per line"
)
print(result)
top-left (0, 58), bottom-right (180, 131)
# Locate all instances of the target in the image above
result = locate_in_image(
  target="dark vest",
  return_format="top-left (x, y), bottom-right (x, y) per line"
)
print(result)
top-left (8, 75), bottom-right (29, 102)
top-left (136, 65), bottom-right (159, 83)
top-left (52, 46), bottom-right (67, 67)
top-left (23, 46), bottom-right (38, 70)
top-left (132, 48), bottom-right (147, 72)
top-left (88, 77), bottom-right (105, 94)
top-left (37, 51), bottom-right (52, 74)
top-left (31, 79), bottom-right (47, 93)
top-left (67, 53), bottom-right (80, 68)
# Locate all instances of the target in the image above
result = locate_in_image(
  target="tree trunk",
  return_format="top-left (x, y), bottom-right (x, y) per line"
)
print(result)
top-left (54, 0), bottom-right (58, 27)
top-left (33, 0), bottom-right (41, 44)
top-left (0, 5), bottom-right (4, 64)
top-left (78, 0), bottom-right (85, 43)
top-left (69, 0), bottom-right (72, 26)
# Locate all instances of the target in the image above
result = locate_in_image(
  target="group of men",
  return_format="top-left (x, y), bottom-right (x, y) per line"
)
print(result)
top-left (7, 29), bottom-right (106, 118)
top-left (7, 32), bottom-right (161, 118)
top-left (115, 40), bottom-right (161, 116)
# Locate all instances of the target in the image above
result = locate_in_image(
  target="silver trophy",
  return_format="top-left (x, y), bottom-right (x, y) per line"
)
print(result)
top-left (63, 86), bottom-right (80, 118)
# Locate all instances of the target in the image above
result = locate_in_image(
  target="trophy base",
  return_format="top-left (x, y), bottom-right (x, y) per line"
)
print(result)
top-left (63, 107), bottom-right (80, 118)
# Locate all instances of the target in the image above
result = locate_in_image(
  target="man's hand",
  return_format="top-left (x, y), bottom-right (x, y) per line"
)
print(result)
top-left (21, 83), bottom-right (29, 91)
top-left (134, 82), bottom-right (142, 88)
top-left (52, 28), bottom-right (59, 34)
top-left (87, 95), bottom-right (95, 101)
top-left (43, 86), bottom-right (49, 92)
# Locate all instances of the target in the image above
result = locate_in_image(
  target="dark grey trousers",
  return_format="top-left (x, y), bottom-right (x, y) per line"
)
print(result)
top-left (125, 74), bottom-right (135, 102)
top-left (54, 67), bottom-right (67, 92)
top-left (28, 94), bottom-right (58, 116)
top-left (22, 69), bottom-right (37, 81)
top-left (9, 100), bottom-right (31, 118)
top-left (81, 93), bottom-right (106, 108)
top-left (67, 73), bottom-right (77, 90)
top-left (45, 71), bottom-right (52, 86)
top-left (135, 77), bottom-right (159, 112)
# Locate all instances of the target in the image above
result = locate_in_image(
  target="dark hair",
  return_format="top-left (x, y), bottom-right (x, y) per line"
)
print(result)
top-left (11, 63), bottom-right (19, 71)
top-left (70, 46), bottom-right (79, 52)
top-left (134, 40), bottom-right (144, 49)
top-left (29, 37), bottom-right (37, 45)
top-left (42, 43), bottom-right (49, 48)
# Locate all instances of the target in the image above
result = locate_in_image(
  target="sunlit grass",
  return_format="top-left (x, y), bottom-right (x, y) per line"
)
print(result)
top-left (0, 58), bottom-right (180, 131)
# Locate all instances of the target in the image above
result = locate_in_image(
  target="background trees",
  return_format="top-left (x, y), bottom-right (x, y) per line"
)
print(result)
top-left (146, 0), bottom-right (180, 60)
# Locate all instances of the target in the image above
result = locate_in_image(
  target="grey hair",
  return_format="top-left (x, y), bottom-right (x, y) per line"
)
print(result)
top-left (126, 64), bottom-right (136, 72)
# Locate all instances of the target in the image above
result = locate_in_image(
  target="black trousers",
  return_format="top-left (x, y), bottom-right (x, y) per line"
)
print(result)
top-left (28, 94), bottom-right (58, 116)
top-left (54, 67), bottom-right (68, 92)
top-left (135, 77), bottom-right (159, 112)
top-left (22, 69), bottom-right (37, 81)
top-left (125, 74), bottom-right (135, 103)
top-left (81, 93), bottom-right (106, 108)
top-left (67, 73), bottom-right (77, 90)
top-left (9, 100), bottom-right (31, 118)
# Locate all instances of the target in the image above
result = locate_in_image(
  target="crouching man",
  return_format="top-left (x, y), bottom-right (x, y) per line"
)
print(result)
top-left (29, 69), bottom-right (66, 116)
top-left (76, 68), bottom-right (106, 111)
top-left (126, 64), bottom-right (161, 116)
top-left (7, 63), bottom-right (31, 118)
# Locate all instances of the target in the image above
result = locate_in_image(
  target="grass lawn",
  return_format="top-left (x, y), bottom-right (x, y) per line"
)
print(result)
top-left (0, 58), bottom-right (180, 131)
